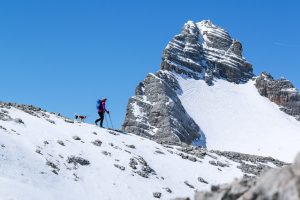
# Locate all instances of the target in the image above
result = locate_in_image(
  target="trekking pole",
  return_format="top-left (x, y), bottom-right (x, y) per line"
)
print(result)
top-left (108, 113), bottom-right (114, 130)
top-left (104, 113), bottom-right (109, 129)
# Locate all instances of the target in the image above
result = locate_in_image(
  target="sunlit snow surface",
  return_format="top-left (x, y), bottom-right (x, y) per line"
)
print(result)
top-left (0, 106), bottom-right (247, 200)
top-left (177, 76), bottom-right (300, 162)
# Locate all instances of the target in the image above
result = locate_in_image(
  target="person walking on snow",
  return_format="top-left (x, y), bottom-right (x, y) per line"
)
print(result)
top-left (95, 98), bottom-right (109, 127)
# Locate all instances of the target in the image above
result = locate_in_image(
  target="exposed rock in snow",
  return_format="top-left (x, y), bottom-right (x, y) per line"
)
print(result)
top-left (67, 156), bottom-right (90, 166)
top-left (255, 72), bottom-right (300, 121)
top-left (192, 153), bottom-right (300, 200)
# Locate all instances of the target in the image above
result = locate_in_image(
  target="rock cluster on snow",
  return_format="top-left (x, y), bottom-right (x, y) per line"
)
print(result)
top-left (255, 72), bottom-right (300, 121)
top-left (190, 153), bottom-right (300, 200)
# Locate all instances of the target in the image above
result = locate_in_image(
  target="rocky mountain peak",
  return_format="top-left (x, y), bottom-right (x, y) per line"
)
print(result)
top-left (161, 20), bottom-right (253, 83)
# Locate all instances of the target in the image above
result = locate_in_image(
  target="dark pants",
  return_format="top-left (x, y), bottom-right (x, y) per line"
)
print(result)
top-left (95, 112), bottom-right (105, 127)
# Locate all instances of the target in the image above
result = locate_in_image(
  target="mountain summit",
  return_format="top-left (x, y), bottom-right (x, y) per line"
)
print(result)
top-left (122, 20), bottom-right (300, 161)
top-left (161, 20), bottom-right (253, 83)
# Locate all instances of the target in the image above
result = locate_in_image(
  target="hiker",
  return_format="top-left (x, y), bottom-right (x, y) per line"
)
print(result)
top-left (95, 98), bottom-right (109, 127)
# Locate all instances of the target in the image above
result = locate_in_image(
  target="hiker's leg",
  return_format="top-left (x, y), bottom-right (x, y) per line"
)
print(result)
top-left (95, 112), bottom-right (101, 124)
top-left (100, 112), bottom-right (104, 127)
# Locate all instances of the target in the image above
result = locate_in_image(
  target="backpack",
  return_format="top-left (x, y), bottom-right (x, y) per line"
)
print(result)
top-left (96, 100), bottom-right (102, 110)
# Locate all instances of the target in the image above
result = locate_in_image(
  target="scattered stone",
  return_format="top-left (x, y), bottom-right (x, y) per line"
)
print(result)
top-left (108, 143), bottom-right (114, 147)
top-left (209, 160), bottom-right (217, 166)
top-left (1, 144), bottom-right (5, 148)
top-left (44, 141), bottom-right (49, 145)
top-left (35, 149), bottom-right (42, 155)
top-left (216, 161), bottom-right (229, 167)
top-left (108, 131), bottom-right (119, 136)
top-left (14, 118), bottom-right (24, 124)
top-left (91, 140), bottom-right (102, 147)
top-left (72, 136), bottom-right (81, 140)
top-left (73, 173), bottom-right (79, 181)
top-left (198, 177), bottom-right (209, 184)
top-left (64, 119), bottom-right (74, 123)
top-left (0, 109), bottom-right (8, 114)
top-left (129, 158), bottom-right (138, 170)
top-left (102, 151), bottom-right (111, 157)
top-left (184, 181), bottom-right (195, 189)
top-left (153, 192), bottom-right (162, 199)
top-left (46, 119), bottom-right (55, 124)
top-left (114, 164), bottom-right (125, 171)
top-left (154, 150), bottom-right (165, 155)
top-left (67, 156), bottom-right (90, 166)
top-left (92, 132), bottom-right (98, 135)
top-left (134, 156), bottom-right (156, 178)
top-left (188, 156), bottom-right (197, 162)
top-left (46, 160), bottom-right (59, 171)
top-left (126, 144), bottom-right (136, 149)
top-left (57, 140), bottom-right (65, 146)
top-left (124, 150), bottom-right (131, 154)
top-left (0, 125), bottom-right (7, 131)
top-left (178, 153), bottom-right (188, 159)
top-left (163, 187), bottom-right (172, 193)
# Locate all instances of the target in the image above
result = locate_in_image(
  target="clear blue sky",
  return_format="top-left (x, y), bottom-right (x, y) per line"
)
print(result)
top-left (0, 0), bottom-right (299, 129)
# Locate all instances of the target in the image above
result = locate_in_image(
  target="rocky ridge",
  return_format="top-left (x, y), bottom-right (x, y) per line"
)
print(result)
top-left (255, 72), bottom-right (300, 121)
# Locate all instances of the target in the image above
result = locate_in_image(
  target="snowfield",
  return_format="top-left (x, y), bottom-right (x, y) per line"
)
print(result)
top-left (0, 104), bottom-right (256, 200)
top-left (177, 76), bottom-right (300, 162)
top-left (0, 103), bottom-right (287, 200)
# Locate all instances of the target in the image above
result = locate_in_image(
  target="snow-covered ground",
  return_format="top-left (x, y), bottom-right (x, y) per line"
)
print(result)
top-left (0, 104), bottom-right (264, 200)
top-left (177, 76), bottom-right (300, 162)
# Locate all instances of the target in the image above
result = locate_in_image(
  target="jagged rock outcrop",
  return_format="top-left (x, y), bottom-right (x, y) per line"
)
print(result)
top-left (191, 153), bottom-right (300, 200)
top-left (122, 71), bottom-right (201, 144)
top-left (122, 20), bottom-right (253, 144)
top-left (255, 72), bottom-right (300, 120)
top-left (161, 20), bottom-right (253, 83)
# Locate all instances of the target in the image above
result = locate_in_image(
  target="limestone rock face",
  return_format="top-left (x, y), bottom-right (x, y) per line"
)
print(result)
top-left (161, 20), bottom-right (253, 83)
top-left (255, 72), bottom-right (300, 120)
top-left (122, 71), bottom-right (201, 144)
top-left (193, 153), bottom-right (300, 200)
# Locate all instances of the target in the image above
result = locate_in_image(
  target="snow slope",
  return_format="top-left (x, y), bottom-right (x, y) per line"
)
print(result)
top-left (0, 103), bottom-right (268, 200)
top-left (177, 76), bottom-right (300, 162)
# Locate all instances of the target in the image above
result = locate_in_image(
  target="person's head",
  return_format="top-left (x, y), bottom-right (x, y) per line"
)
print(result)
top-left (102, 97), bottom-right (107, 102)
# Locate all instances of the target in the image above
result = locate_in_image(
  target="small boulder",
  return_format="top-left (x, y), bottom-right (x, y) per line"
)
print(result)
top-left (153, 192), bottom-right (162, 199)
top-left (126, 144), bottom-right (136, 149)
top-left (67, 156), bottom-right (90, 166)
top-left (72, 136), bottom-right (81, 140)
top-left (114, 164), bottom-right (125, 171)
top-left (57, 140), bottom-right (65, 146)
top-left (14, 118), bottom-right (24, 124)
top-left (92, 140), bottom-right (102, 147)
top-left (198, 177), bottom-right (209, 184)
